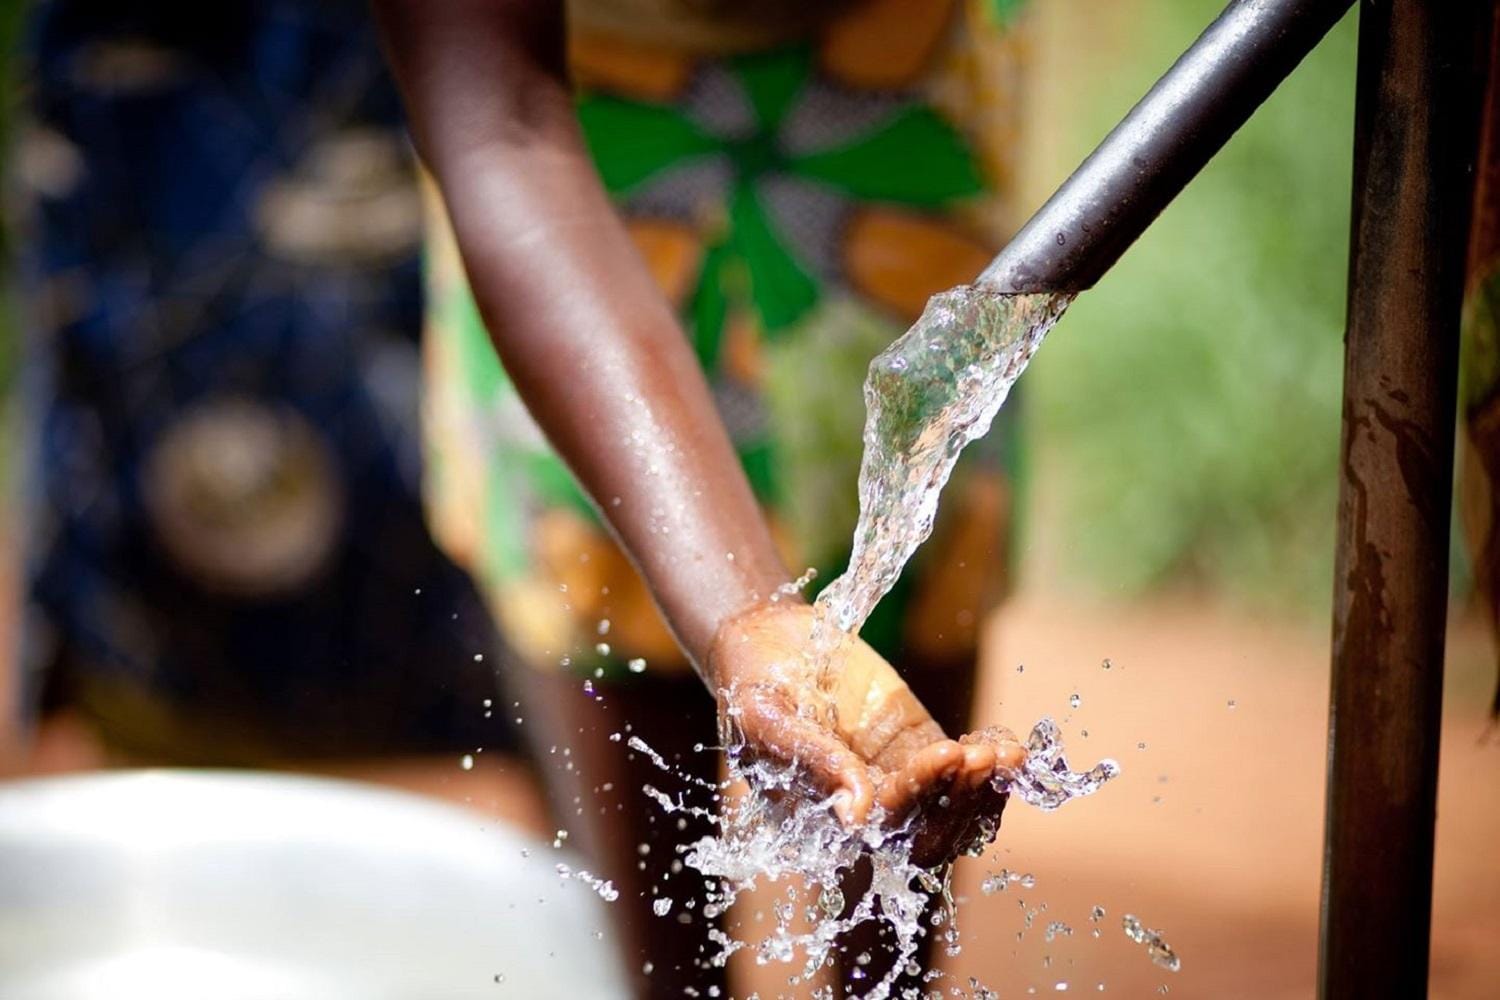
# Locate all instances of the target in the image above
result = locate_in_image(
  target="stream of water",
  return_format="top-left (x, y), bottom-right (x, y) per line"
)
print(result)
top-left (812, 285), bottom-right (1071, 643)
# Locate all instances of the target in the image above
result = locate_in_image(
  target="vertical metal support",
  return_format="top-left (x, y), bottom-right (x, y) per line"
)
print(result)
top-left (1319, 2), bottom-right (1493, 997)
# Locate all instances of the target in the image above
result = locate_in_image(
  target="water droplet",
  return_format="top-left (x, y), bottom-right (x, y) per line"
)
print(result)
top-left (459, 754), bottom-right (474, 771)
top-left (628, 657), bottom-right (647, 673)
top-left (1101, 658), bottom-right (1113, 670)
top-left (1069, 692), bottom-right (1081, 709)
top-left (1227, 699), bottom-right (1237, 709)
top-left (493, 973), bottom-right (505, 984)
top-left (1122, 914), bottom-right (1181, 972)
top-left (597, 619), bottom-right (611, 635)
top-left (595, 642), bottom-right (611, 656)
top-left (653, 897), bottom-right (672, 917)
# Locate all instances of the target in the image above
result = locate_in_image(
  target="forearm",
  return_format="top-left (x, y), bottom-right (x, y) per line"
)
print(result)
top-left (372, 0), bottom-right (789, 676)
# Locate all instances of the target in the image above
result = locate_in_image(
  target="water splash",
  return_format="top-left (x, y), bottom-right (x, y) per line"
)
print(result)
top-left (770, 566), bottom-right (819, 604)
top-left (628, 709), bottom-right (1117, 999)
top-left (1004, 718), bottom-right (1121, 811)
top-left (676, 745), bottom-right (945, 1000)
top-left (1122, 914), bottom-right (1182, 973)
top-left (980, 869), bottom-right (1036, 894)
top-left (553, 862), bottom-right (619, 903)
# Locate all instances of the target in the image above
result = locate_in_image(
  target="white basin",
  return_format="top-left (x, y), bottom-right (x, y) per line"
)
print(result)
top-left (0, 770), bottom-right (629, 999)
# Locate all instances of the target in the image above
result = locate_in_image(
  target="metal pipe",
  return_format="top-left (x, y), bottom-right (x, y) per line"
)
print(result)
top-left (1318, 1), bottom-right (1494, 996)
top-left (980, 0), bottom-right (1353, 294)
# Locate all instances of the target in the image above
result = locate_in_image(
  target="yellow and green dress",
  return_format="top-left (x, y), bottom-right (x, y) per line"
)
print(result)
top-left (423, 0), bottom-right (1032, 679)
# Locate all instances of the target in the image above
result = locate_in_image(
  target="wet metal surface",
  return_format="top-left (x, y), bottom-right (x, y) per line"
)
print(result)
top-left (1319, 2), bottom-right (1495, 997)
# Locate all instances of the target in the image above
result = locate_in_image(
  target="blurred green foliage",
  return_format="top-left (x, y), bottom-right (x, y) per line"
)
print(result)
top-left (1026, 0), bottom-right (1357, 614)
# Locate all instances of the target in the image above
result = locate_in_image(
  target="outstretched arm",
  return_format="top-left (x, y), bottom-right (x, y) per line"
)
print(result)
top-left (371, 0), bottom-right (787, 675)
top-left (372, 0), bottom-right (1023, 861)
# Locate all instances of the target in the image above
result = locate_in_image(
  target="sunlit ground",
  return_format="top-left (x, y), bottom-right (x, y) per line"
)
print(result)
top-left (944, 596), bottom-right (1500, 999)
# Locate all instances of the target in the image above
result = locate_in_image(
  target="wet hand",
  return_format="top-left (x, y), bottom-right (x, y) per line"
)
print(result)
top-left (708, 602), bottom-right (1025, 867)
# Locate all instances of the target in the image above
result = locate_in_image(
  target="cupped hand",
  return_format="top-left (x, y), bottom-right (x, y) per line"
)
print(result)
top-left (708, 601), bottom-right (1025, 867)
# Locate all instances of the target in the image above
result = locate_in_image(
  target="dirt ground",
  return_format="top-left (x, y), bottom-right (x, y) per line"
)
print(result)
top-left (6, 590), bottom-right (1498, 997)
top-left (940, 596), bottom-right (1500, 999)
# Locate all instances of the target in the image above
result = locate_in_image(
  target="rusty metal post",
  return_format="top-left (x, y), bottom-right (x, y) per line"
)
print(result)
top-left (1318, 2), bottom-right (1493, 996)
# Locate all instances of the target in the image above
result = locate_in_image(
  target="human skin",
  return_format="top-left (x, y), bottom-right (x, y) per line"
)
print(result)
top-left (371, 0), bottom-right (1022, 865)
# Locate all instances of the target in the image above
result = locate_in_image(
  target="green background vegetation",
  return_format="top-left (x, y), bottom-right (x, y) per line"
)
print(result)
top-left (1024, 0), bottom-right (1358, 615)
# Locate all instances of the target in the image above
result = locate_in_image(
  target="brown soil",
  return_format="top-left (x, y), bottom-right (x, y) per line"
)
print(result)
top-left (939, 595), bottom-right (1500, 999)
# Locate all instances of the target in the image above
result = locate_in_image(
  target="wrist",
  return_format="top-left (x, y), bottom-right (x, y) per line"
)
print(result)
top-left (704, 597), bottom-right (813, 690)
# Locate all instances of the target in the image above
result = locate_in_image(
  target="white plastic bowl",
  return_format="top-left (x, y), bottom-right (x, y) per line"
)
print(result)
top-left (0, 770), bottom-right (628, 999)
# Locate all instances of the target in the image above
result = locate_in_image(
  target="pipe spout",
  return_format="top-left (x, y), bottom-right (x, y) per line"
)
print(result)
top-left (980, 0), bottom-right (1355, 294)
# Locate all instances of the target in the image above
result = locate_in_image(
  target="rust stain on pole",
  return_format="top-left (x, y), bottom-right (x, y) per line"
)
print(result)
top-left (1318, 2), bottom-right (1493, 997)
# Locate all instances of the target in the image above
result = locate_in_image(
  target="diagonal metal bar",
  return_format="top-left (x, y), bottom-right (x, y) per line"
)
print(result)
top-left (980, 0), bottom-right (1354, 294)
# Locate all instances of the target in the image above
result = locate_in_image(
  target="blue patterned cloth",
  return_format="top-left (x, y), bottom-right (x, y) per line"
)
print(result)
top-left (12, 0), bottom-right (513, 760)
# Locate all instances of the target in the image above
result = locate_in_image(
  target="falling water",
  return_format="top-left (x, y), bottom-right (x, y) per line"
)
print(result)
top-left (813, 285), bottom-right (1071, 643)
top-left (802, 281), bottom-right (1122, 812)
top-left (651, 285), bottom-right (1127, 997)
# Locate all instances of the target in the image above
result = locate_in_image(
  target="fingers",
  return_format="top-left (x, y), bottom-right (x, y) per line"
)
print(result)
top-left (961, 725), bottom-right (1027, 772)
top-left (873, 739), bottom-right (965, 819)
top-left (875, 736), bottom-right (1018, 868)
top-left (730, 683), bottom-right (876, 826)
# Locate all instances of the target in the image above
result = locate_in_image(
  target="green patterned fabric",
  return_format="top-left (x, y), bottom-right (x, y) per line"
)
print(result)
top-left (424, 4), bottom-right (1027, 671)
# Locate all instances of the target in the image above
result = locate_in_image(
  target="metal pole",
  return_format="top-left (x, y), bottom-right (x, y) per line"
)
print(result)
top-left (1318, 1), bottom-right (1493, 996)
top-left (981, 0), bottom-right (1354, 294)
